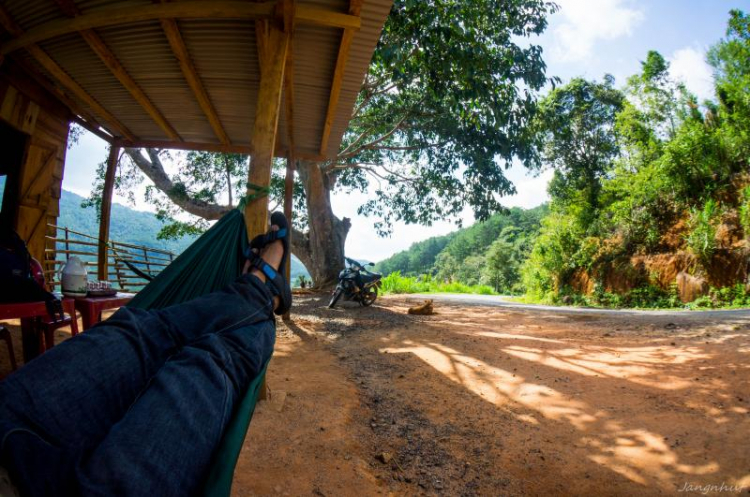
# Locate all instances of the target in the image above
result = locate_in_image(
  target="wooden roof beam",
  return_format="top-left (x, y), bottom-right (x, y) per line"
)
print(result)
top-left (13, 57), bottom-right (115, 143)
top-left (0, 2), bottom-right (361, 57)
top-left (0, 4), bottom-right (136, 141)
top-left (113, 139), bottom-right (253, 155)
top-left (319, 0), bottom-right (363, 156)
top-left (52, 0), bottom-right (181, 141)
top-left (81, 31), bottom-right (182, 141)
top-left (160, 18), bottom-right (230, 145)
top-left (282, 0), bottom-right (296, 154)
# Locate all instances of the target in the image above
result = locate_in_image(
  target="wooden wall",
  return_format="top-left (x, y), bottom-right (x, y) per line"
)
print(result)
top-left (0, 67), bottom-right (70, 266)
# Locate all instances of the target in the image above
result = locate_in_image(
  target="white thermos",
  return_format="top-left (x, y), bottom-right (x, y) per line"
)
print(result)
top-left (60, 256), bottom-right (88, 297)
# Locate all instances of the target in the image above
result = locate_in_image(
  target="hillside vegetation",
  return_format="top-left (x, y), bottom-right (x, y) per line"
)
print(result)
top-left (521, 10), bottom-right (750, 309)
top-left (376, 205), bottom-right (547, 294)
top-left (377, 11), bottom-right (750, 309)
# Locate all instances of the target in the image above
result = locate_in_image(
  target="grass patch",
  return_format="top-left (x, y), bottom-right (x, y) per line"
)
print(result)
top-left (381, 272), bottom-right (497, 296)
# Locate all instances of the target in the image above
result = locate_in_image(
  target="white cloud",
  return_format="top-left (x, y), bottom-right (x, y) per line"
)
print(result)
top-left (503, 169), bottom-right (552, 209)
top-left (549, 0), bottom-right (645, 62)
top-left (669, 46), bottom-right (715, 102)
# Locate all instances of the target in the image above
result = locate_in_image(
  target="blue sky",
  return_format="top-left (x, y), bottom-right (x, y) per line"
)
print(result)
top-left (63, 1), bottom-right (745, 262)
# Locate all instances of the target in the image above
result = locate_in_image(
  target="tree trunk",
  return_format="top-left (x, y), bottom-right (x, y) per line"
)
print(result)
top-left (296, 161), bottom-right (350, 289)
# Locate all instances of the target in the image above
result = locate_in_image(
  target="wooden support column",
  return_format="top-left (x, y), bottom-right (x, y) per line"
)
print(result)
top-left (244, 19), bottom-right (289, 240)
top-left (246, 5), bottom-right (291, 400)
top-left (282, 152), bottom-right (295, 321)
top-left (282, 24), bottom-right (295, 321)
top-left (98, 146), bottom-right (119, 281)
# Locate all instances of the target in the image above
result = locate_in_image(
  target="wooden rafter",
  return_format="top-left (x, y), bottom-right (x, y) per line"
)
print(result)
top-left (160, 18), bottom-right (230, 145)
top-left (72, 116), bottom-right (115, 143)
top-left (9, 55), bottom-right (115, 143)
top-left (9, 54), bottom-right (98, 124)
top-left (0, 2), bottom-right (361, 57)
top-left (112, 139), bottom-right (253, 155)
top-left (0, 4), bottom-right (136, 141)
top-left (282, 0), bottom-right (296, 153)
top-left (82, 31), bottom-right (182, 141)
top-left (52, 0), bottom-right (181, 141)
top-left (283, 43), bottom-right (295, 152)
top-left (319, 0), bottom-right (363, 156)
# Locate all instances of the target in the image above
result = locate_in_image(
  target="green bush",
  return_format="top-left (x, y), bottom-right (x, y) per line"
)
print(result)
top-left (685, 199), bottom-right (720, 265)
top-left (380, 272), bottom-right (497, 296)
top-left (740, 186), bottom-right (750, 238)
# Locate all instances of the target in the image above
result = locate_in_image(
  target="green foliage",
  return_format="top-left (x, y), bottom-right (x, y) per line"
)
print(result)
top-left (337, 0), bottom-right (558, 233)
top-left (709, 10), bottom-right (750, 142)
top-left (376, 234), bottom-right (453, 276)
top-left (381, 272), bottom-right (495, 296)
top-left (685, 199), bottom-right (720, 265)
top-left (376, 205), bottom-right (547, 294)
top-left (521, 212), bottom-right (585, 299)
top-left (687, 284), bottom-right (750, 309)
top-left (86, 149), bottom-right (303, 240)
top-left (530, 76), bottom-right (625, 213)
top-left (523, 11), bottom-right (750, 309)
top-left (740, 186), bottom-right (750, 237)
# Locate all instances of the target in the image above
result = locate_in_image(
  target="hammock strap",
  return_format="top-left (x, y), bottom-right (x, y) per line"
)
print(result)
top-left (236, 183), bottom-right (270, 211)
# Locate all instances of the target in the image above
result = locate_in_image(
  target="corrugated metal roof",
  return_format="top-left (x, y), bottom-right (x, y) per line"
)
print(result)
top-left (1, 0), bottom-right (393, 159)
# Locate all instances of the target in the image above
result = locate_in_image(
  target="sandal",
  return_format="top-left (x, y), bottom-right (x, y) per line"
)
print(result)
top-left (244, 212), bottom-right (292, 316)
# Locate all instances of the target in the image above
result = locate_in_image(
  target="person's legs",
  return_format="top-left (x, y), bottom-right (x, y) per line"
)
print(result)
top-left (0, 274), bottom-right (275, 496)
top-left (0, 219), bottom-right (287, 496)
top-left (77, 318), bottom-right (275, 496)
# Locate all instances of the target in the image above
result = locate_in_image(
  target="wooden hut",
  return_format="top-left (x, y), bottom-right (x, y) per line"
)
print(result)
top-left (0, 0), bottom-right (392, 276)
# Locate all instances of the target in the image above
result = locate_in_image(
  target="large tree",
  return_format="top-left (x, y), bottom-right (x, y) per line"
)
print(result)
top-left (90, 0), bottom-right (557, 287)
top-left (296, 0), bottom-right (557, 285)
top-left (530, 76), bottom-right (625, 218)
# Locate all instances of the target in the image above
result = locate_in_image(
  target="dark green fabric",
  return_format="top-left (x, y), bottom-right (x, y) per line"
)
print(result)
top-left (127, 209), bottom-right (248, 310)
top-left (125, 208), bottom-right (268, 497)
top-left (200, 360), bottom-right (269, 497)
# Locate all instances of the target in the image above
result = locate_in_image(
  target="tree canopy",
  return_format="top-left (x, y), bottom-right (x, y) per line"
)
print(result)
top-left (328, 0), bottom-right (558, 233)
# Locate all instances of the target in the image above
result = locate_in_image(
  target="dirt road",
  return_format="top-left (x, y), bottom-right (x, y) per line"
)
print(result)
top-left (235, 294), bottom-right (750, 496)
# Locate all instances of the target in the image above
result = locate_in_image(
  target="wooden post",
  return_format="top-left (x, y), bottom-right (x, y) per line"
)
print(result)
top-left (97, 145), bottom-right (119, 281)
top-left (282, 152), bottom-right (295, 321)
top-left (244, 20), bottom-right (289, 239)
top-left (245, 10), bottom-right (291, 400)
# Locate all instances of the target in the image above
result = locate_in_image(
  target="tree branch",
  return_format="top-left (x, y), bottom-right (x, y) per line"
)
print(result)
top-left (125, 148), bottom-right (232, 220)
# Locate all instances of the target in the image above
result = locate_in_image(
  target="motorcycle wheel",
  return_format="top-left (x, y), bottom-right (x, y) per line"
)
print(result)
top-left (360, 287), bottom-right (378, 307)
top-left (328, 288), bottom-right (343, 308)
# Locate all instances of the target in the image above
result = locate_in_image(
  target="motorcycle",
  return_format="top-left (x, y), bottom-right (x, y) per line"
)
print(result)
top-left (328, 257), bottom-right (382, 308)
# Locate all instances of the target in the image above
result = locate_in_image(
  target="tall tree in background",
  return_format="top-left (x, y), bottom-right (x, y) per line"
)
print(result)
top-left (709, 9), bottom-right (750, 150)
top-left (88, 0), bottom-right (557, 287)
top-left (304, 0), bottom-right (557, 285)
top-left (530, 76), bottom-right (625, 221)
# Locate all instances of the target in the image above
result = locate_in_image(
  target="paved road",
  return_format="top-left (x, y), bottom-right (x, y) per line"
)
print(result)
top-left (407, 293), bottom-right (750, 318)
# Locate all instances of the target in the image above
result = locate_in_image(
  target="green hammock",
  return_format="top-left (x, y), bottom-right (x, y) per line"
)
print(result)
top-left (126, 208), bottom-right (269, 497)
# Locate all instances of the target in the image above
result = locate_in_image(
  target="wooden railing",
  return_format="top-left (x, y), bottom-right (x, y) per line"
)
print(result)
top-left (44, 224), bottom-right (176, 292)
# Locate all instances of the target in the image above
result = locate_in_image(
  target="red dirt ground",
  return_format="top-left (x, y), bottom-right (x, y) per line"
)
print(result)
top-left (235, 295), bottom-right (750, 496)
top-left (2, 297), bottom-right (748, 496)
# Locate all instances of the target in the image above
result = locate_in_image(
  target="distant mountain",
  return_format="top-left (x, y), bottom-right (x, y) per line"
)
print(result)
top-left (57, 190), bottom-right (310, 283)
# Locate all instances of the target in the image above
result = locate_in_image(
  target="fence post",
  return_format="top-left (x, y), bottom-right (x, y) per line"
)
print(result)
top-left (64, 227), bottom-right (70, 260)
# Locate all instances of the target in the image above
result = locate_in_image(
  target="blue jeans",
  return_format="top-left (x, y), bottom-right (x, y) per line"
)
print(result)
top-left (0, 273), bottom-right (276, 496)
